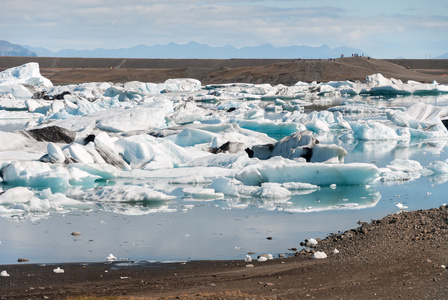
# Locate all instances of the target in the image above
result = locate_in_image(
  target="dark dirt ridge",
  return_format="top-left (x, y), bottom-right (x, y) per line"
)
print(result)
top-left (0, 56), bottom-right (447, 86)
top-left (1, 206), bottom-right (448, 299)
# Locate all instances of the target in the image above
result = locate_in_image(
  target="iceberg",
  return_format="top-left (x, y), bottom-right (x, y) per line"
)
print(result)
top-left (0, 62), bottom-right (447, 221)
top-left (236, 157), bottom-right (379, 186)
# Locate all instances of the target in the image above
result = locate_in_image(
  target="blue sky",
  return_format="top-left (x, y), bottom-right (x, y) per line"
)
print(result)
top-left (2, 0), bottom-right (447, 58)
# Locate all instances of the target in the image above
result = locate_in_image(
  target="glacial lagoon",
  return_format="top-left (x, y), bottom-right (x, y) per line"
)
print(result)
top-left (1, 63), bottom-right (448, 264)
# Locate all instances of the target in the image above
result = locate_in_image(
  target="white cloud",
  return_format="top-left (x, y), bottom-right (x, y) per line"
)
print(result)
top-left (1, 0), bottom-right (447, 58)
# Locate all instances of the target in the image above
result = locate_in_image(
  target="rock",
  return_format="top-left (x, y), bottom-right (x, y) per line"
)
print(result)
top-left (23, 126), bottom-right (76, 143)
top-left (17, 258), bottom-right (29, 262)
top-left (71, 232), bottom-right (81, 236)
top-left (210, 141), bottom-right (246, 154)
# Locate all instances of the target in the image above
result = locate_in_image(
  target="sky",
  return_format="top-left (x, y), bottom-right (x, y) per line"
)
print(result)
top-left (2, 0), bottom-right (447, 58)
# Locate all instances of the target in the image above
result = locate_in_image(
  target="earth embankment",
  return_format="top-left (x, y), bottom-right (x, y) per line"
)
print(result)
top-left (0, 56), bottom-right (447, 85)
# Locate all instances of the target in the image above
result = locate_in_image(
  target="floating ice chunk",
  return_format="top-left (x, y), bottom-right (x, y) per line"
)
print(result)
top-left (68, 143), bottom-right (95, 164)
top-left (310, 144), bottom-right (347, 163)
top-left (396, 202), bottom-right (408, 210)
top-left (94, 132), bottom-right (131, 170)
top-left (96, 106), bottom-right (166, 132)
top-left (0, 63), bottom-right (52, 87)
top-left (1, 270), bottom-right (10, 277)
top-left (312, 251), bottom-right (327, 259)
top-left (164, 78), bottom-right (201, 93)
top-left (116, 134), bottom-right (205, 169)
top-left (388, 159), bottom-right (423, 173)
top-left (236, 158), bottom-right (379, 186)
top-left (427, 161), bottom-right (448, 174)
top-left (251, 182), bottom-right (292, 199)
top-left (47, 142), bottom-right (66, 163)
top-left (381, 159), bottom-right (423, 182)
top-left (171, 102), bottom-right (207, 124)
top-left (0, 131), bottom-right (41, 152)
top-left (245, 255), bottom-right (252, 262)
top-left (405, 102), bottom-right (448, 123)
top-left (68, 163), bottom-right (118, 181)
top-left (53, 267), bottom-right (65, 273)
top-left (350, 121), bottom-right (409, 141)
top-left (207, 176), bottom-right (240, 197)
top-left (107, 254), bottom-right (117, 261)
top-left (1, 161), bottom-right (70, 188)
top-left (251, 131), bottom-right (317, 160)
top-left (182, 187), bottom-right (224, 200)
top-left (0, 187), bottom-right (34, 204)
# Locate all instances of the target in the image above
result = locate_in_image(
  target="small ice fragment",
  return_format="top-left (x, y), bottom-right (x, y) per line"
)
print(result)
top-left (258, 256), bottom-right (268, 262)
top-left (245, 255), bottom-right (252, 262)
top-left (246, 264), bottom-right (254, 268)
top-left (267, 254), bottom-right (273, 260)
top-left (333, 249), bottom-right (339, 254)
top-left (395, 203), bottom-right (408, 210)
top-left (107, 254), bottom-right (117, 261)
top-left (53, 267), bottom-right (64, 274)
top-left (0, 270), bottom-right (10, 277)
top-left (120, 276), bottom-right (129, 279)
top-left (312, 251), bottom-right (327, 259)
top-left (308, 238), bottom-right (318, 246)
top-left (330, 184), bottom-right (337, 189)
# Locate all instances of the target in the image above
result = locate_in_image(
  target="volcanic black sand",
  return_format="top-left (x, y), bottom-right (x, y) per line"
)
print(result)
top-left (2, 207), bottom-right (448, 299)
top-left (1, 56), bottom-right (448, 299)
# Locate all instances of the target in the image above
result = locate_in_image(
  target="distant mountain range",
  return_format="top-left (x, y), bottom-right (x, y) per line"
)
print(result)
top-left (0, 40), bottom-right (37, 57)
top-left (8, 40), bottom-right (365, 59)
top-left (1, 39), bottom-right (446, 59)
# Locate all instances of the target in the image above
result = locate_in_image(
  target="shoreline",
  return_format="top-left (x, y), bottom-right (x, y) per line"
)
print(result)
top-left (2, 206), bottom-right (448, 299)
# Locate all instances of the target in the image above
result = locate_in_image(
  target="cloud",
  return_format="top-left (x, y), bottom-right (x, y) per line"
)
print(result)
top-left (1, 0), bottom-right (446, 58)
